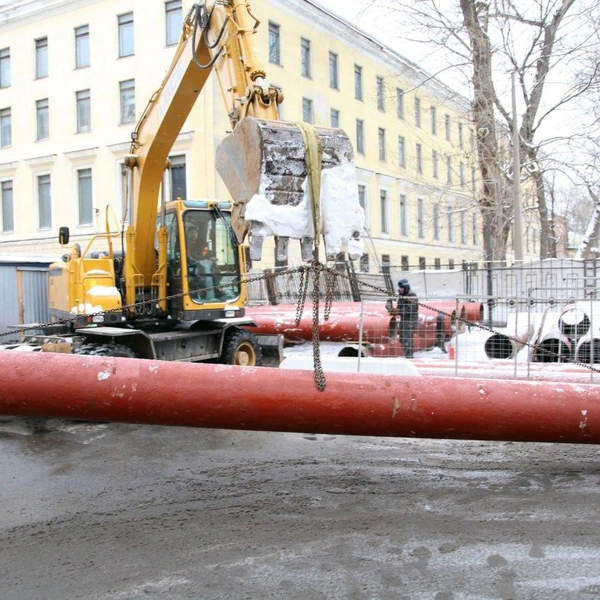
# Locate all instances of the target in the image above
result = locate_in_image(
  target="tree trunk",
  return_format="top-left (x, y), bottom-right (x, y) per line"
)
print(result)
top-left (460, 0), bottom-right (509, 263)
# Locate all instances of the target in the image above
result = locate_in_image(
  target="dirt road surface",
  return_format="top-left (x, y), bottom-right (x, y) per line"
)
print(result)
top-left (1, 417), bottom-right (600, 599)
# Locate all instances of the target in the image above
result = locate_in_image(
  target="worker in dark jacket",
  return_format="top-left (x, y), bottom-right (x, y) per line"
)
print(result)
top-left (396, 278), bottom-right (419, 358)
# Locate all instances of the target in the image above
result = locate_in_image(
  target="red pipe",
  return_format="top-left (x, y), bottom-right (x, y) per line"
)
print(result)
top-left (1, 352), bottom-right (599, 444)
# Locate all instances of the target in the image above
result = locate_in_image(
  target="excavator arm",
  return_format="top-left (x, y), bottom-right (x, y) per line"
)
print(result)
top-left (126, 0), bottom-right (364, 292)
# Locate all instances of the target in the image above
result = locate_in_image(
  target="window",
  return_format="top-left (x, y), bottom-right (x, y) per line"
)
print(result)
top-left (399, 194), bottom-right (407, 236)
top-left (447, 206), bottom-right (454, 243)
top-left (118, 12), bottom-right (134, 58)
top-left (471, 166), bottom-right (476, 191)
top-left (378, 127), bottom-right (386, 161)
top-left (300, 38), bottom-right (311, 78)
top-left (458, 122), bottom-right (464, 148)
top-left (470, 129), bottom-right (475, 152)
top-left (77, 168), bottom-right (93, 225)
top-left (430, 105), bottom-right (437, 135)
top-left (398, 136), bottom-right (406, 168)
top-left (35, 37), bottom-right (48, 79)
top-left (1, 180), bottom-right (14, 233)
top-left (472, 213), bottom-right (477, 245)
top-left (360, 254), bottom-right (369, 273)
top-left (165, 0), bottom-right (182, 46)
top-left (416, 143), bottom-right (423, 174)
top-left (433, 204), bottom-right (440, 240)
top-left (329, 51), bottom-right (338, 89)
top-left (170, 154), bottom-right (187, 199)
top-left (0, 108), bottom-right (11, 147)
top-left (376, 76), bottom-right (385, 112)
top-left (75, 25), bottom-right (90, 68)
top-left (358, 184), bottom-right (367, 218)
top-left (356, 119), bottom-right (364, 154)
top-left (445, 114), bottom-right (451, 142)
top-left (76, 89), bottom-right (91, 133)
top-left (396, 88), bottom-right (404, 119)
top-left (401, 255), bottom-right (409, 271)
top-left (380, 189), bottom-right (389, 234)
top-left (268, 22), bottom-right (280, 64)
top-left (415, 97), bottom-right (421, 128)
top-left (446, 156), bottom-right (452, 184)
top-left (302, 97), bottom-right (313, 124)
top-left (459, 162), bottom-right (465, 187)
top-left (354, 64), bottom-right (363, 101)
top-left (381, 254), bottom-right (391, 276)
top-left (36, 98), bottom-right (49, 140)
top-left (119, 79), bottom-right (135, 124)
top-left (330, 108), bottom-right (339, 128)
top-left (434, 258), bottom-right (441, 270)
top-left (0, 48), bottom-right (10, 88)
top-left (460, 210), bottom-right (466, 244)
top-left (37, 174), bottom-right (51, 229)
top-left (448, 258), bottom-right (455, 270)
top-left (417, 198), bottom-right (424, 238)
top-left (418, 256), bottom-right (426, 270)
top-left (432, 150), bottom-right (438, 179)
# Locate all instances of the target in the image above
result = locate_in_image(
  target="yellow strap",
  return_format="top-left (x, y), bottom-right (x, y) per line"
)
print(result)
top-left (296, 122), bottom-right (323, 251)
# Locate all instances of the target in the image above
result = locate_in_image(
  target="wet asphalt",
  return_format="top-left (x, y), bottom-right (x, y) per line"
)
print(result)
top-left (1, 414), bottom-right (600, 599)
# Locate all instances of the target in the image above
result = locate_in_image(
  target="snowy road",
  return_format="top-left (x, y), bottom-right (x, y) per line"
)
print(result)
top-left (1, 417), bottom-right (600, 599)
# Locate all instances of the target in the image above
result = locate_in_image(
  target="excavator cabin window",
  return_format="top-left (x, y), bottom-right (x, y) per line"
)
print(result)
top-left (182, 210), bottom-right (240, 303)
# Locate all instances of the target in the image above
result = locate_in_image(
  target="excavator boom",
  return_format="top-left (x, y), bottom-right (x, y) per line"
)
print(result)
top-left (128, 0), bottom-right (364, 280)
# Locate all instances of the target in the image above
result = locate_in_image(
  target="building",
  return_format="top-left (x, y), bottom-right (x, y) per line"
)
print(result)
top-left (0, 0), bottom-right (513, 272)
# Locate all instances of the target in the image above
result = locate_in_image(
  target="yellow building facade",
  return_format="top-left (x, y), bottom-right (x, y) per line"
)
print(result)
top-left (0, 0), bottom-right (500, 270)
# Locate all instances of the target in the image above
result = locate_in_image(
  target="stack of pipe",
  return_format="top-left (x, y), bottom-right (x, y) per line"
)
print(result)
top-left (245, 301), bottom-right (482, 357)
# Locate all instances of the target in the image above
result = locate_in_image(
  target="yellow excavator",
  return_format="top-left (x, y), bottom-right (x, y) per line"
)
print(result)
top-left (45, 0), bottom-right (363, 366)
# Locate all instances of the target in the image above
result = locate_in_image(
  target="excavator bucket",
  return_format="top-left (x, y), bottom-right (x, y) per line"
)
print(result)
top-left (216, 117), bottom-right (364, 262)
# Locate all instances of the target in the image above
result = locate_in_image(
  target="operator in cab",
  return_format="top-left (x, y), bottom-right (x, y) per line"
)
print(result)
top-left (186, 223), bottom-right (217, 301)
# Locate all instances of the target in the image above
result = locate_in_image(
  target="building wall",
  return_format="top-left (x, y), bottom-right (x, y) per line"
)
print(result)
top-left (0, 0), bottom-right (539, 270)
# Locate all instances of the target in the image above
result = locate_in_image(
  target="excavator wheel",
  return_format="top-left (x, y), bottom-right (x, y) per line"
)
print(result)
top-left (220, 328), bottom-right (262, 367)
top-left (76, 342), bottom-right (137, 358)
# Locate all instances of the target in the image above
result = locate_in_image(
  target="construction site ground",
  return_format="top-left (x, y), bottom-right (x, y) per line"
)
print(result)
top-left (1, 347), bottom-right (600, 599)
top-left (2, 423), bottom-right (600, 598)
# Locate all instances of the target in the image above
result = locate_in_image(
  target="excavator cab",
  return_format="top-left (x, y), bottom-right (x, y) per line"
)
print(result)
top-left (163, 199), bottom-right (247, 321)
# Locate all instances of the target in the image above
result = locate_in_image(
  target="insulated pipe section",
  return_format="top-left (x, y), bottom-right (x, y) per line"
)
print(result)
top-left (1, 352), bottom-right (600, 444)
top-left (531, 314), bottom-right (572, 363)
top-left (483, 314), bottom-right (536, 360)
top-left (576, 336), bottom-right (600, 364)
top-left (559, 305), bottom-right (591, 339)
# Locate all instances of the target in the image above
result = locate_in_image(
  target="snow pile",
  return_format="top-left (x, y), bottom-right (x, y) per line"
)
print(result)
top-left (245, 161), bottom-right (364, 260)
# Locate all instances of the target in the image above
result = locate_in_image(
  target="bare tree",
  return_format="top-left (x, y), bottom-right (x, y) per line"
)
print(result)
top-left (381, 0), bottom-right (597, 261)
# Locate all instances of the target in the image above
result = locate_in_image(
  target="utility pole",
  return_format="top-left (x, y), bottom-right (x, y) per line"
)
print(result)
top-left (512, 72), bottom-right (524, 261)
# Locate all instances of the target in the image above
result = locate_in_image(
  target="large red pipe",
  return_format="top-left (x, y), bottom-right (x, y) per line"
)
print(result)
top-left (1, 352), bottom-right (599, 444)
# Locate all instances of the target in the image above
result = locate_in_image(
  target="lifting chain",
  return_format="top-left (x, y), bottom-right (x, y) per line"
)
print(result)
top-left (295, 264), bottom-right (309, 327)
top-left (311, 262), bottom-right (327, 391)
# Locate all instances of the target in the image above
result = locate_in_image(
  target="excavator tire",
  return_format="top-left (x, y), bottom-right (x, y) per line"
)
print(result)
top-left (76, 342), bottom-right (137, 358)
top-left (220, 328), bottom-right (262, 367)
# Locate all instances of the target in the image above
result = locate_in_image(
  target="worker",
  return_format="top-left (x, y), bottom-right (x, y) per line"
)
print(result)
top-left (396, 278), bottom-right (419, 358)
top-left (186, 223), bottom-right (217, 300)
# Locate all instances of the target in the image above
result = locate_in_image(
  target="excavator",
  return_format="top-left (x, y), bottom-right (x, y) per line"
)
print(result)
top-left (41, 0), bottom-right (364, 366)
